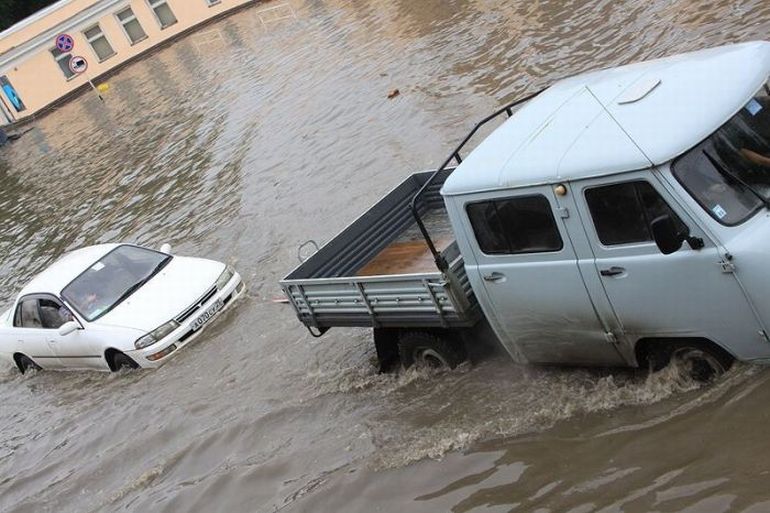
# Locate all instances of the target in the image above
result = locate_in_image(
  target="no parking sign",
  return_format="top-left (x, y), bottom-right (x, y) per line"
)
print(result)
top-left (55, 33), bottom-right (75, 53)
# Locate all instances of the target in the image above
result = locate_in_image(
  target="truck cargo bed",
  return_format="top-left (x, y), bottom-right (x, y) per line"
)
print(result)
top-left (280, 170), bottom-right (480, 331)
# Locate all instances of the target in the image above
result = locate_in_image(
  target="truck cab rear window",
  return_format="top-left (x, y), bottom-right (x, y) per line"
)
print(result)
top-left (466, 195), bottom-right (563, 255)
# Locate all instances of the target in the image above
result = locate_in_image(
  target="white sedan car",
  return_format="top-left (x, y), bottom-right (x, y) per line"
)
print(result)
top-left (0, 243), bottom-right (243, 373)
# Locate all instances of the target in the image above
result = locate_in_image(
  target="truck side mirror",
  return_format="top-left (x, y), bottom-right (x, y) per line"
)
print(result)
top-left (651, 214), bottom-right (685, 255)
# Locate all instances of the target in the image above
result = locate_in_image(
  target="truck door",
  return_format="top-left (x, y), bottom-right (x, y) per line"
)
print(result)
top-left (573, 172), bottom-right (769, 361)
top-left (462, 186), bottom-right (627, 366)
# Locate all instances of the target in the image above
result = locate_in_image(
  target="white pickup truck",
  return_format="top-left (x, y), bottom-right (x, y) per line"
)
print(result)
top-left (282, 41), bottom-right (770, 381)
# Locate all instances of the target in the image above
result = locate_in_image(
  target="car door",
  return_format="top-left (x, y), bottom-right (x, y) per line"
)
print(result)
top-left (38, 296), bottom-right (100, 369)
top-left (13, 297), bottom-right (61, 369)
top-left (574, 172), bottom-right (769, 361)
top-left (461, 186), bottom-right (627, 366)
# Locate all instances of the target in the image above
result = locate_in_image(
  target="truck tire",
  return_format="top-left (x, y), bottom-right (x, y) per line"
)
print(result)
top-left (669, 341), bottom-right (733, 382)
top-left (398, 331), bottom-right (467, 370)
top-left (641, 339), bottom-right (733, 382)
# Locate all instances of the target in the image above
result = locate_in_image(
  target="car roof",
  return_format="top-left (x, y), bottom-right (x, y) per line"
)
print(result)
top-left (442, 41), bottom-right (770, 196)
top-left (20, 243), bottom-right (122, 297)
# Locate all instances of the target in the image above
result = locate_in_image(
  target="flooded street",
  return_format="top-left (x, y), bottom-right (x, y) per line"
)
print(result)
top-left (3, 0), bottom-right (770, 511)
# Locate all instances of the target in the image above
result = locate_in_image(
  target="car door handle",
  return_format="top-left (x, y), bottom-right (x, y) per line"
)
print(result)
top-left (600, 266), bottom-right (626, 277)
top-left (483, 272), bottom-right (506, 283)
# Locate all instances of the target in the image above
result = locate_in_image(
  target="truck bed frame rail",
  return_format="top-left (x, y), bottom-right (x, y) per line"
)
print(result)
top-left (410, 88), bottom-right (545, 272)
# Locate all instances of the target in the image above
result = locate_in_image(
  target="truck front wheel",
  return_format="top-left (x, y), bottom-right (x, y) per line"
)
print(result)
top-left (638, 339), bottom-right (734, 383)
top-left (398, 331), bottom-right (467, 370)
top-left (669, 343), bottom-right (733, 383)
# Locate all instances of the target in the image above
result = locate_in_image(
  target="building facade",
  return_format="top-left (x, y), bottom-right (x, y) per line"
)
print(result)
top-left (0, 0), bottom-right (260, 125)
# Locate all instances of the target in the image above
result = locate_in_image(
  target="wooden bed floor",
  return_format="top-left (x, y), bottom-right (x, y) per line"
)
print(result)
top-left (357, 238), bottom-right (453, 276)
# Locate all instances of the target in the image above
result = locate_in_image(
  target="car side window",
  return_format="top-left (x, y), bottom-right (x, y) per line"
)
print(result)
top-left (39, 298), bottom-right (73, 329)
top-left (585, 181), bottom-right (686, 246)
top-left (15, 298), bottom-right (43, 328)
top-left (467, 195), bottom-right (563, 255)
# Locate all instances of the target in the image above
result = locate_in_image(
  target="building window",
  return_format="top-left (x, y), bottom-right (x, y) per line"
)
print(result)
top-left (83, 24), bottom-right (116, 62)
top-left (116, 7), bottom-right (147, 44)
top-left (206, 0), bottom-right (222, 5)
top-left (50, 47), bottom-right (76, 79)
top-left (147, 0), bottom-right (178, 28)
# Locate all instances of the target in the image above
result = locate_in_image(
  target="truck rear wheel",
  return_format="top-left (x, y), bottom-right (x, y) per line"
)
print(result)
top-left (398, 331), bottom-right (467, 370)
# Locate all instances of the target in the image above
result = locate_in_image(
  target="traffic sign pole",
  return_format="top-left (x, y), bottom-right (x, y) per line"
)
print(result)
top-left (68, 55), bottom-right (103, 102)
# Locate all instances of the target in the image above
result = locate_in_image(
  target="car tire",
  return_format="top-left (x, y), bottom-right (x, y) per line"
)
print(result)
top-left (15, 354), bottom-right (41, 374)
top-left (398, 331), bottom-right (467, 370)
top-left (111, 352), bottom-right (139, 371)
top-left (668, 342), bottom-right (733, 382)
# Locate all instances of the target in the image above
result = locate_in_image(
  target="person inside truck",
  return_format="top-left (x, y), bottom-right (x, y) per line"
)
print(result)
top-left (712, 93), bottom-right (770, 192)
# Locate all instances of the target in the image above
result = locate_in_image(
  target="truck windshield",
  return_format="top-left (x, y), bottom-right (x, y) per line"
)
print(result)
top-left (672, 84), bottom-right (770, 225)
top-left (62, 245), bottom-right (171, 322)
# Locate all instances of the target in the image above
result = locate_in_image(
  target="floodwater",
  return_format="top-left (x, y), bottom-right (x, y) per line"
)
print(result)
top-left (1, 0), bottom-right (770, 511)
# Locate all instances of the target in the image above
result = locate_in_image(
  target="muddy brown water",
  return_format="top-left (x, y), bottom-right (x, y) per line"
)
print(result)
top-left (2, 1), bottom-right (770, 511)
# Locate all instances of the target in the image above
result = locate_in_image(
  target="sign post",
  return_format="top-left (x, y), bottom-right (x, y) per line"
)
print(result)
top-left (68, 55), bottom-right (104, 102)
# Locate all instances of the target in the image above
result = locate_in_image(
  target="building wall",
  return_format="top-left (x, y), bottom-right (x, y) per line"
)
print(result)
top-left (0, 0), bottom-right (259, 123)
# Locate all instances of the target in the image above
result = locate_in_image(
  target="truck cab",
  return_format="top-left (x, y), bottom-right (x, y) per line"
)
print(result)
top-left (442, 41), bottom-right (770, 374)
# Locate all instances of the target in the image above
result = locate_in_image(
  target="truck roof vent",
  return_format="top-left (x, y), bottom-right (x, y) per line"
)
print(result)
top-left (617, 77), bottom-right (662, 105)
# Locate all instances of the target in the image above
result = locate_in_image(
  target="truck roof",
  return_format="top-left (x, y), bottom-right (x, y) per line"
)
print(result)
top-left (442, 41), bottom-right (770, 196)
top-left (20, 243), bottom-right (120, 296)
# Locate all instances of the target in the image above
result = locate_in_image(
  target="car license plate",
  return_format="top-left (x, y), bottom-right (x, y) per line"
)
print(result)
top-left (191, 299), bottom-right (224, 331)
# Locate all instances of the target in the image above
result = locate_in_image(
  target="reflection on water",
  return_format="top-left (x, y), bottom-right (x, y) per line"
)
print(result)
top-left (2, 0), bottom-right (770, 512)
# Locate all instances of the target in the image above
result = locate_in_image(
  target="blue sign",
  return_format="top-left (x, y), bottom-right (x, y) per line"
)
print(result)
top-left (0, 77), bottom-right (24, 113)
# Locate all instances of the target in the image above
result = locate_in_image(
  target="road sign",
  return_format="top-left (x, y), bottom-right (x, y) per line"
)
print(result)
top-left (69, 55), bottom-right (88, 74)
top-left (55, 33), bottom-right (75, 53)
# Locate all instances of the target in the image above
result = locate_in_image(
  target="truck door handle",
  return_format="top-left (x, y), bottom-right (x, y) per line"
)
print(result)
top-left (600, 266), bottom-right (626, 277)
top-left (483, 272), bottom-right (506, 282)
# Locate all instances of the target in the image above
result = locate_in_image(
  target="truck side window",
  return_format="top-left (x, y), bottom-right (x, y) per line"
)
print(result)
top-left (467, 195), bottom-right (563, 254)
top-left (585, 181), bottom-right (686, 246)
top-left (14, 298), bottom-right (43, 328)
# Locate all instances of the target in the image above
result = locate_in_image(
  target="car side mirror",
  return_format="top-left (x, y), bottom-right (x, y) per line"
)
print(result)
top-left (160, 243), bottom-right (172, 254)
top-left (58, 321), bottom-right (80, 337)
top-left (651, 214), bottom-right (685, 255)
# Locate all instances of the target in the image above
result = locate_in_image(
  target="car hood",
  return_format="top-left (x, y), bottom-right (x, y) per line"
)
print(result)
top-left (93, 256), bottom-right (225, 332)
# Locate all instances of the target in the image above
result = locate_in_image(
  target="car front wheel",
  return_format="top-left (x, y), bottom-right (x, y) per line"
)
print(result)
top-left (110, 351), bottom-right (139, 371)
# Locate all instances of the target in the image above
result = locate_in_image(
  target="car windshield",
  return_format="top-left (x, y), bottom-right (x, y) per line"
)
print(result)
top-left (62, 246), bottom-right (171, 321)
top-left (672, 83), bottom-right (770, 225)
